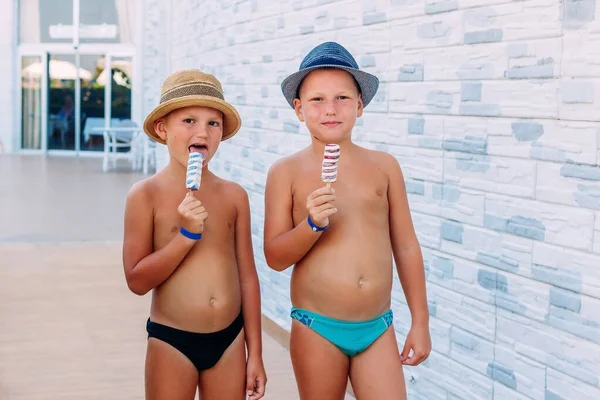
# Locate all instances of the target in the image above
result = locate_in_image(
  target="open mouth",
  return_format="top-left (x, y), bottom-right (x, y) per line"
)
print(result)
top-left (188, 144), bottom-right (208, 153)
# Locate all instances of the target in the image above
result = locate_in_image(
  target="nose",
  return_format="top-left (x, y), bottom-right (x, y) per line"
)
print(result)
top-left (324, 100), bottom-right (336, 116)
top-left (193, 125), bottom-right (209, 138)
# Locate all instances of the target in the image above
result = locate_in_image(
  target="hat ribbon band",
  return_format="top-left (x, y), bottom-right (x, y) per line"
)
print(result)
top-left (300, 55), bottom-right (357, 70)
top-left (160, 83), bottom-right (224, 103)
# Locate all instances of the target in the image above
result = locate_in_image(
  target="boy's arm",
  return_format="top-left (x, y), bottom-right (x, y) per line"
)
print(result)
top-left (263, 161), bottom-right (323, 272)
top-left (233, 184), bottom-right (263, 359)
top-left (385, 154), bottom-right (429, 326)
top-left (122, 183), bottom-right (196, 296)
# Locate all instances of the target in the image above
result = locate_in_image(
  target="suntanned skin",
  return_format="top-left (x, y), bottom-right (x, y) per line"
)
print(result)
top-left (123, 106), bottom-right (266, 400)
top-left (264, 69), bottom-right (431, 400)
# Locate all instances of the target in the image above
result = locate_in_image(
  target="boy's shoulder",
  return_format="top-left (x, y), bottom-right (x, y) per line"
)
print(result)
top-left (126, 173), bottom-right (161, 204)
top-left (353, 145), bottom-right (399, 168)
top-left (211, 175), bottom-right (249, 203)
top-left (267, 147), bottom-right (310, 175)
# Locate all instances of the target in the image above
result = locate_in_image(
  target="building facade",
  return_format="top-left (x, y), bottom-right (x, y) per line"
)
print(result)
top-left (2, 0), bottom-right (145, 156)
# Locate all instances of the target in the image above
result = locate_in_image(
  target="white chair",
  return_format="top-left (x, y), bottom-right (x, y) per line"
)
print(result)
top-left (101, 119), bottom-right (142, 172)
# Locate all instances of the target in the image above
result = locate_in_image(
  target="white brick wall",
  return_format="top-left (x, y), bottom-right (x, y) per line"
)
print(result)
top-left (150, 0), bottom-right (600, 398)
top-left (141, 0), bottom-right (171, 169)
top-left (0, 0), bottom-right (15, 153)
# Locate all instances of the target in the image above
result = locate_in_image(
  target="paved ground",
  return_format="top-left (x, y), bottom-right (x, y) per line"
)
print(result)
top-left (0, 155), bottom-right (352, 399)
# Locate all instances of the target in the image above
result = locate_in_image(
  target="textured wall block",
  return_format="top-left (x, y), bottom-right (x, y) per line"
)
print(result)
top-left (429, 318), bottom-right (452, 356)
top-left (537, 162), bottom-right (600, 210)
top-left (562, 0), bottom-right (598, 30)
top-left (429, 38), bottom-right (559, 81)
top-left (496, 309), bottom-right (600, 387)
top-left (389, 81), bottom-right (460, 115)
top-left (392, 146), bottom-right (445, 182)
top-left (440, 220), bottom-right (464, 244)
top-left (425, 0), bottom-right (459, 15)
top-left (443, 116), bottom-right (488, 153)
top-left (449, 326), bottom-right (495, 375)
top-left (388, 0), bottom-right (427, 21)
top-left (546, 368), bottom-right (600, 400)
top-left (595, 212), bottom-right (600, 253)
top-left (428, 283), bottom-right (496, 339)
top-left (445, 255), bottom-right (496, 304)
top-left (337, 22), bottom-right (391, 54)
top-left (485, 194), bottom-right (594, 250)
top-left (560, 79), bottom-right (600, 121)
top-left (363, 113), bottom-right (444, 149)
top-left (548, 291), bottom-right (600, 345)
top-left (493, 382), bottom-right (535, 400)
top-left (419, 352), bottom-right (494, 399)
top-left (391, 11), bottom-right (464, 50)
top-left (390, 81), bottom-right (559, 118)
top-left (488, 119), bottom-right (598, 165)
top-left (412, 212), bottom-right (442, 249)
top-left (407, 378), bottom-right (449, 400)
top-left (470, 80), bottom-right (559, 119)
top-left (562, 29), bottom-right (600, 77)
top-left (496, 273), bottom-right (550, 321)
top-left (444, 153), bottom-right (536, 198)
top-left (463, 0), bottom-right (561, 42)
top-left (442, 224), bottom-right (533, 277)
top-left (532, 243), bottom-right (600, 298)
top-left (407, 180), bottom-right (443, 216)
top-left (493, 342), bottom-right (546, 399)
top-left (439, 184), bottom-right (486, 226)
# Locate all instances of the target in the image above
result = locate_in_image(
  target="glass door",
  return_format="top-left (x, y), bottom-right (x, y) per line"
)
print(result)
top-left (20, 55), bottom-right (43, 150)
top-left (108, 55), bottom-right (133, 125)
top-left (80, 54), bottom-right (106, 152)
top-left (46, 53), bottom-right (78, 151)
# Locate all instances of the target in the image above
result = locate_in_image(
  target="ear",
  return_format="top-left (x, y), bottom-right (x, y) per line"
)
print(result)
top-left (356, 95), bottom-right (364, 118)
top-left (154, 117), bottom-right (168, 143)
top-left (293, 98), bottom-right (305, 122)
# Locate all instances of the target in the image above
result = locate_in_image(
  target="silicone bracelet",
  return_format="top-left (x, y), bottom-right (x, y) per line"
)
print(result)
top-left (180, 227), bottom-right (202, 240)
top-left (307, 215), bottom-right (328, 232)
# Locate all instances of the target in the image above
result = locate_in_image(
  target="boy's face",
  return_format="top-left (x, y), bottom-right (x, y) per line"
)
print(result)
top-left (154, 106), bottom-right (224, 167)
top-left (293, 68), bottom-right (363, 143)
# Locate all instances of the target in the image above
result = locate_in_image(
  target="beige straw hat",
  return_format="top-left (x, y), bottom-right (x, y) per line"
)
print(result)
top-left (143, 69), bottom-right (242, 144)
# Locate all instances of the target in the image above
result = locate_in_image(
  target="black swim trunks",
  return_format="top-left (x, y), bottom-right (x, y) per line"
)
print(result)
top-left (146, 311), bottom-right (243, 372)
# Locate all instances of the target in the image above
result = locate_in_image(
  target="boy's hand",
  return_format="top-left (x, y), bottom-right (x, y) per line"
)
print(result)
top-left (246, 355), bottom-right (267, 400)
top-left (306, 186), bottom-right (337, 228)
top-left (400, 323), bottom-right (431, 366)
top-left (177, 192), bottom-right (208, 234)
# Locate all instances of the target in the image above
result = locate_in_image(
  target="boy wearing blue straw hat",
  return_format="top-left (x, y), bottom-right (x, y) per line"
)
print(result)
top-left (263, 42), bottom-right (431, 399)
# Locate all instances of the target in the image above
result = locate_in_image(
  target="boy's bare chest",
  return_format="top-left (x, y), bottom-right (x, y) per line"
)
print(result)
top-left (292, 164), bottom-right (389, 215)
top-left (153, 193), bottom-right (236, 247)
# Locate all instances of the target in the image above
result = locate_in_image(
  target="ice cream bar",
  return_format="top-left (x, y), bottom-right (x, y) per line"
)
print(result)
top-left (321, 144), bottom-right (340, 186)
top-left (186, 152), bottom-right (204, 191)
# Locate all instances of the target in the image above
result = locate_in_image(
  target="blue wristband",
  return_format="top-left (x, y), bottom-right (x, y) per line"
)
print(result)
top-left (180, 227), bottom-right (202, 240)
top-left (307, 215), bottom-right (328, 232)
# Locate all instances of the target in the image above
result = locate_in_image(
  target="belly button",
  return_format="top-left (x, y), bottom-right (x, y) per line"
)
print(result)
top-left (358, 278), bottom-right (364, 288)
top-left (209, 297), bottom-right (216, 306)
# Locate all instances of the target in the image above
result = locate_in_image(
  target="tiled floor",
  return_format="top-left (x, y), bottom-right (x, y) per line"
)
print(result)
top-left (0, 155), bottom-right (353, 399)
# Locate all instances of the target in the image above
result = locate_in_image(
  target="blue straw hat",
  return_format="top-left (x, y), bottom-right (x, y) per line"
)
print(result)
top-left (281, 42), bottom-right (379, 108)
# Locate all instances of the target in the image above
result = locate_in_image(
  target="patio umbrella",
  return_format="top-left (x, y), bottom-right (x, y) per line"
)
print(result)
top-left (22, 60), bottom-right (93, 81)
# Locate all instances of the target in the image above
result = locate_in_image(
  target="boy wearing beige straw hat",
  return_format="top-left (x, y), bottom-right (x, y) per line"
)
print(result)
top-left (123, 69), bottom-right (266, 400)
top-left (263, 42), bottom-right (431, 399)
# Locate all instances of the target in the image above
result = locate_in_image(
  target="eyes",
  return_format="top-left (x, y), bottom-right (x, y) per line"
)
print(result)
top-left (183, 118), bottom-right (220, 127)
top-left (309, 95), bottom-right (351, 102)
